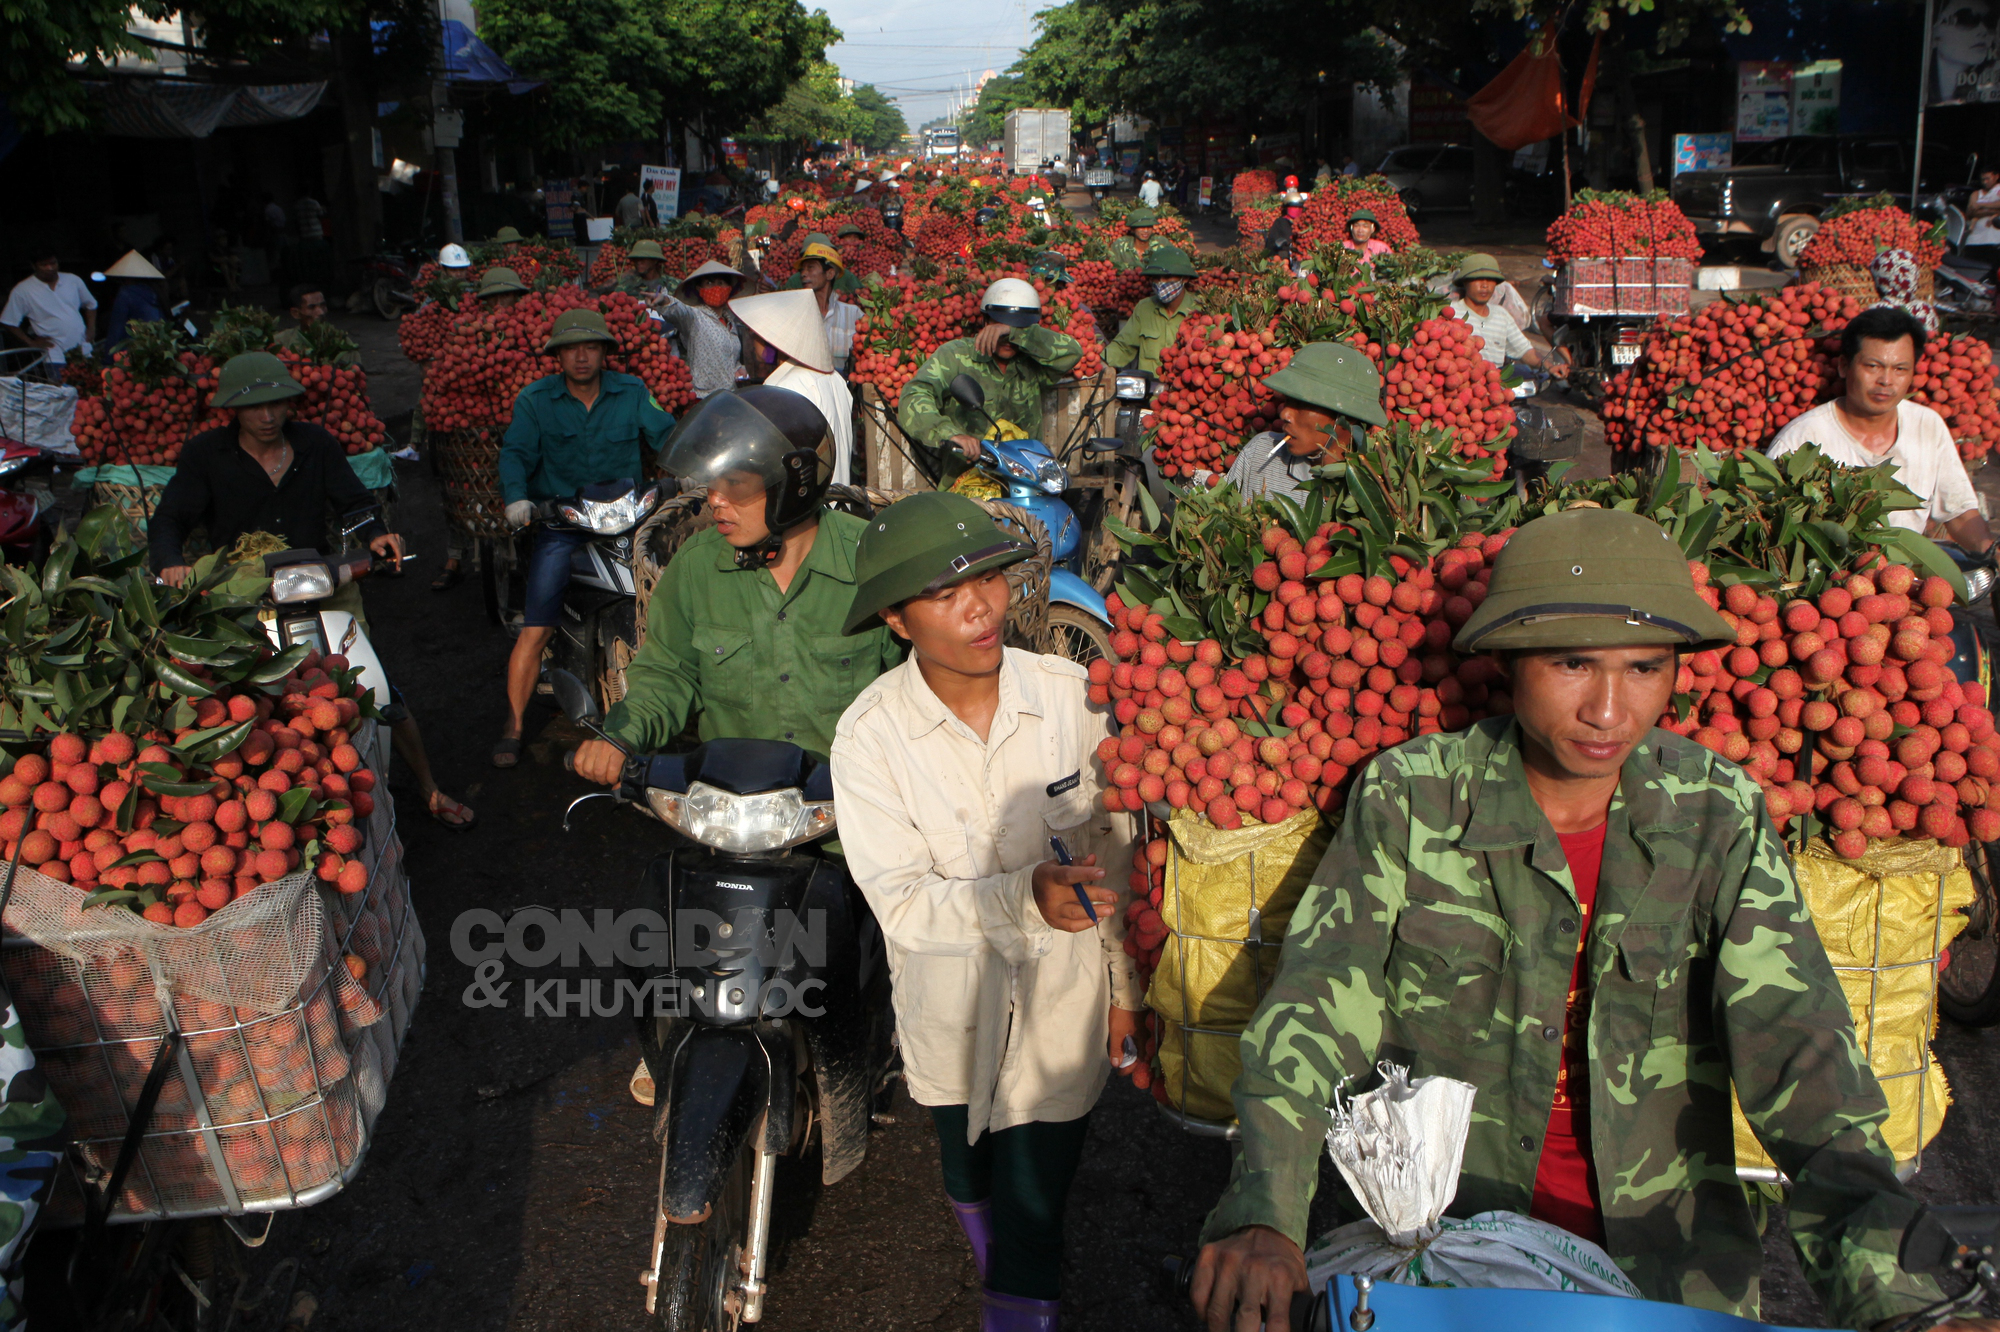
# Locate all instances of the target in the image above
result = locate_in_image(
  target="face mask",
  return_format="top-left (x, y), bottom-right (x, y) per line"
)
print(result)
top-left (697, 282), bottom-right (731, 308)
top-left (1152, 279), bottom-right (1185, 305)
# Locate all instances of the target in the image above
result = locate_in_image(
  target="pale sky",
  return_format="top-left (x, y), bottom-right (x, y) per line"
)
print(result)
top-left (818, 0), bottom-right (1034, 129)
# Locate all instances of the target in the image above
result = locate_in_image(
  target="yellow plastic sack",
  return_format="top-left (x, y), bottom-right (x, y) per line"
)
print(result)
top-left (1148, 806), bottom-right (1334, 1123)
top-left (1732, 837), bottom-right (1974, 1174)
top-left (946, 418), bottom-right (1026, 501)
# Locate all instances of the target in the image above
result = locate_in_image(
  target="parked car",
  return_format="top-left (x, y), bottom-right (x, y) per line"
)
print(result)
top-left (1376, 143), bottom-right (1475, 218)
top-left (1671, 134), bottom-right (1975, 269)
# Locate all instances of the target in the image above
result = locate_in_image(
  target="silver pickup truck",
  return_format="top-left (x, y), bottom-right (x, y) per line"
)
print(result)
top-left (1671, 134), bottom-right (1966, 268)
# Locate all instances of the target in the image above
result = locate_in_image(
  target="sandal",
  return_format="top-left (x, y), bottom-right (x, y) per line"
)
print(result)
top-left (426, 788), bottom-right (477, 830)
top-left (431, 564), bottom-right (463, 592)
top-left (491, 736), bottom-right (522, 769)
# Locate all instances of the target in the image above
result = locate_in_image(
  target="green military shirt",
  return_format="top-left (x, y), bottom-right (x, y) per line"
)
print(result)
top-left (498, 371), bottom-right (675, 505)
top-left (603, 508), bottom-right (903, 757)
top-left (897, 327), bottom-right (1082, 482)
top-left (1107, 236), bottom-right (1153, 272)
top-left (1205, 718), bottom-right (1939, 1328)
top-left (1106, 292), bottom-right (1197, 375)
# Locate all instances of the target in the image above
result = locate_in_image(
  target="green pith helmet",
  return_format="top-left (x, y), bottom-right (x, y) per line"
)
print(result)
top-left (1454, 509), bottom-right (1736, 653)
top-left (477, 266), bottom-right (529, 297)
top-left (844, 493), bottom-right (1034, 635)
top-left (1141, 245), bottom-right (1196, 278)
top-left (834, 220), bottom-right (865, 238)
top-left (494, 225), bottom-right (525, 244)
top-left (1347, 207), bottom-right (1378, 225)
top-left (1030, 250), bottom-right (1071, 283)
top-left (542, 308), bottom-right (618, 353)
top-left (1126, 207), bottom-right (1159, 227)
top-left (1261, 342), bottom-right (1388, 427)
top-left (212, 352), bottom-right (303, 409)
top-left (627, 240), bottom-right (666, 262)
top-left (1456, 252), bottom-right (1505, 283)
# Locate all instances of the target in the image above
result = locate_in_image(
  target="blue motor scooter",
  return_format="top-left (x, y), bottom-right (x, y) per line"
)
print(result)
top-left (946, 373), bottom-right (1118, 664)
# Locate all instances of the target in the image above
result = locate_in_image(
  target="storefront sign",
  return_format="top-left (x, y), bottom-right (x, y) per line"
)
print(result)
top-left (1736, 61), bottom-right (1792, 142)
top-left (544, 179), bottom-right (575, 238)
top-left (1197, 176), bottom-right (1213, 208)
top-left (1793, 60), bottom-right (1841, 134)
top-left (1672, 133), bottom-right (1733, 177)
top-left (640, 165), bottom-right (680, 221)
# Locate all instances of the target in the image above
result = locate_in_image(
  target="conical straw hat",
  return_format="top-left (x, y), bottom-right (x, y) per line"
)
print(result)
top-left (728, 288), bottom-right (834, 374)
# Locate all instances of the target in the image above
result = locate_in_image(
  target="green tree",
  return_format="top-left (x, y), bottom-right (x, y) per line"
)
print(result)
top-left (481, 0), bottom-right (838, 155)
top-left (746, 60), bottom-right (853, 149)
top-left (849, 84), bottom-right (908, 152)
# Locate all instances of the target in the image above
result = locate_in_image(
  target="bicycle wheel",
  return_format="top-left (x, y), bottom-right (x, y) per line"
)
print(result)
top-left (1045, 605), bottom-right (1113, 668)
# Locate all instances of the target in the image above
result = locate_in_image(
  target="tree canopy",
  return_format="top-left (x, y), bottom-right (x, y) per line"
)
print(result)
top-left (849, 84), bottom-right (909, 152)
top-left (960, 74), bottom-right (1045, 148)
top-left (1013, 0), bottom-right (1751, 133)
top-left (481, 0), bottom-right (839, 153)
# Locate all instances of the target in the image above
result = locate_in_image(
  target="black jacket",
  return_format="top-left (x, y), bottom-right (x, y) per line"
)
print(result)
top-left (148, 420), bottom-right (381, 569)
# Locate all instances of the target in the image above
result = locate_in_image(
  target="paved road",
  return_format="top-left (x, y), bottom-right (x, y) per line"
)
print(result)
top-left (144, 304), bottom-right (2000, 1332)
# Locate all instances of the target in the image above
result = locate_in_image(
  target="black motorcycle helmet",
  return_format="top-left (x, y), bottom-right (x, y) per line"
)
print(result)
top-left (663, 387), bottom-right (833, 569)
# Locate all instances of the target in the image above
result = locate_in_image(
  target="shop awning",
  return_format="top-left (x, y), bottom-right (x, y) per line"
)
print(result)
top-left (77, 78), bottom-right (327, 139)
top-left (441, 20), bottom-right (540, 93)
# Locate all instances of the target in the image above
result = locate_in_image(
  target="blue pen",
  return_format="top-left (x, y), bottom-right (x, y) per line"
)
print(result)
top-left (1049, 836), bottom-right (1098, 924)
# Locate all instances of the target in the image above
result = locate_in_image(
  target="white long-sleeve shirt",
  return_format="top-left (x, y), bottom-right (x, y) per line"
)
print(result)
top-left (763, 361), bottom-right (855, 485)
top-left (831, 649), bottom-right (1142, 1142)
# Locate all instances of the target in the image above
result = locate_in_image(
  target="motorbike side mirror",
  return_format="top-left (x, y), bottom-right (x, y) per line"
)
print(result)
top-left (948, 373), bottom-right (986, 411)
top-left (548, 669), bottom-right (602, 727)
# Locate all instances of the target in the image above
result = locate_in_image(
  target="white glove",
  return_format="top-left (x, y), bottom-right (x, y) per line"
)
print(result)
top-left (506, 500), bottom-right (535, 529)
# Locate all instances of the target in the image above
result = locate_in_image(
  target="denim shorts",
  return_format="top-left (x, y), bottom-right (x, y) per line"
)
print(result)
top-left (523, 527), bottom-right (590, 628)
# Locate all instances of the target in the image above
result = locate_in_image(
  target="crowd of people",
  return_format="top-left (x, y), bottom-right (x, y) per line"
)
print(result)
top-left (6, 156), bottom-right (1997, 1332)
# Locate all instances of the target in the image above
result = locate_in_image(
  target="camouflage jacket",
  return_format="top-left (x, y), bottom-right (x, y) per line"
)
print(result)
top-left (896, 328), bottom-right (1081, 482)
top-left (1202, 718), bottom-right (1940, 1328)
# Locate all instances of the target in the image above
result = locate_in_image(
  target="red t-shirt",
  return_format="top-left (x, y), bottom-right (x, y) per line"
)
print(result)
top-left (1530, 821), bottom-right (1607, 1246)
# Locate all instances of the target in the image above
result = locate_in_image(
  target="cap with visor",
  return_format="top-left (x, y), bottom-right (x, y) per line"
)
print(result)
top-left (1262, 342), bottom-right (1388, 427)
top-left (213, 352), bottom-right (304, 409)
top-left (844, 493), bottom-right (1034, 634)
top-left (1453, 509), bottom-right (1736, 653)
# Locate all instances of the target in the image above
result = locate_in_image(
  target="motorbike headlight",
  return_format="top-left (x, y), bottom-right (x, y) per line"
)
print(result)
top-left (1036, 460), bottom-right (1068, 494)
top-left (270, 563), bottom-right (335, 604)
top-left (1967, 566), bottom-right (1995, 603)
top-left (562, 487), bottom-right (660, 536)
top-left (645, 781), bottom-right (836, 854)
top-left (1115, 376), bottom-right (1148, 400)
top-left (0, 456), bottom-right (30, 479)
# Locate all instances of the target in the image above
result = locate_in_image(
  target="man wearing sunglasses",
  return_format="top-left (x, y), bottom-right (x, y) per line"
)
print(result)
top-left (1203, 342), bottom-right (1388, 504)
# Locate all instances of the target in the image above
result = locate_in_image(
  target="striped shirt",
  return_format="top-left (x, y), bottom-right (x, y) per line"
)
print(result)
top-left (1449, 297), bottom-right (1530, 366)
top-left (1218, 430), bottom-right (1317, 505)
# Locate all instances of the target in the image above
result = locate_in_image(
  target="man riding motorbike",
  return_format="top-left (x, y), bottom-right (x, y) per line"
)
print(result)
top-left (1191, 508), bottom-right (1976, 1332)
top-left (1452, 253), bottom-right (1566, 378)
top-left (151, 352), bottom-right (475, 829)
top-left (898, 278), bottom-right (1082, 485)
top-left (1108, 207), bottom-right (1161, 272)
top-left (493, 308), bottom-right (677, 768)
top-left (568, 387), bottom-right (905, 1103)
top-left (1106, 245), bottom-right (1198, 376)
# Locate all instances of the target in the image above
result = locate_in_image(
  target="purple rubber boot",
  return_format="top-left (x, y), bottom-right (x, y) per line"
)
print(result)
top-left (950, 1199), bottom-right (994, 1279)
top-left (981, 1289), bottom-right (1059, 1332)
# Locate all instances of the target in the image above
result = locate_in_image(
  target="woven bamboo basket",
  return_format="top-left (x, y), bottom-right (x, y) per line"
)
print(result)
top-left (89, 479), bottom-right (211, 559)
top-left (630, 485), bottom-right (1055, 656)
top-left (432, 428), bottom-right (510, 539)
top-left (1802, 261), bottom-right (1933, 307)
